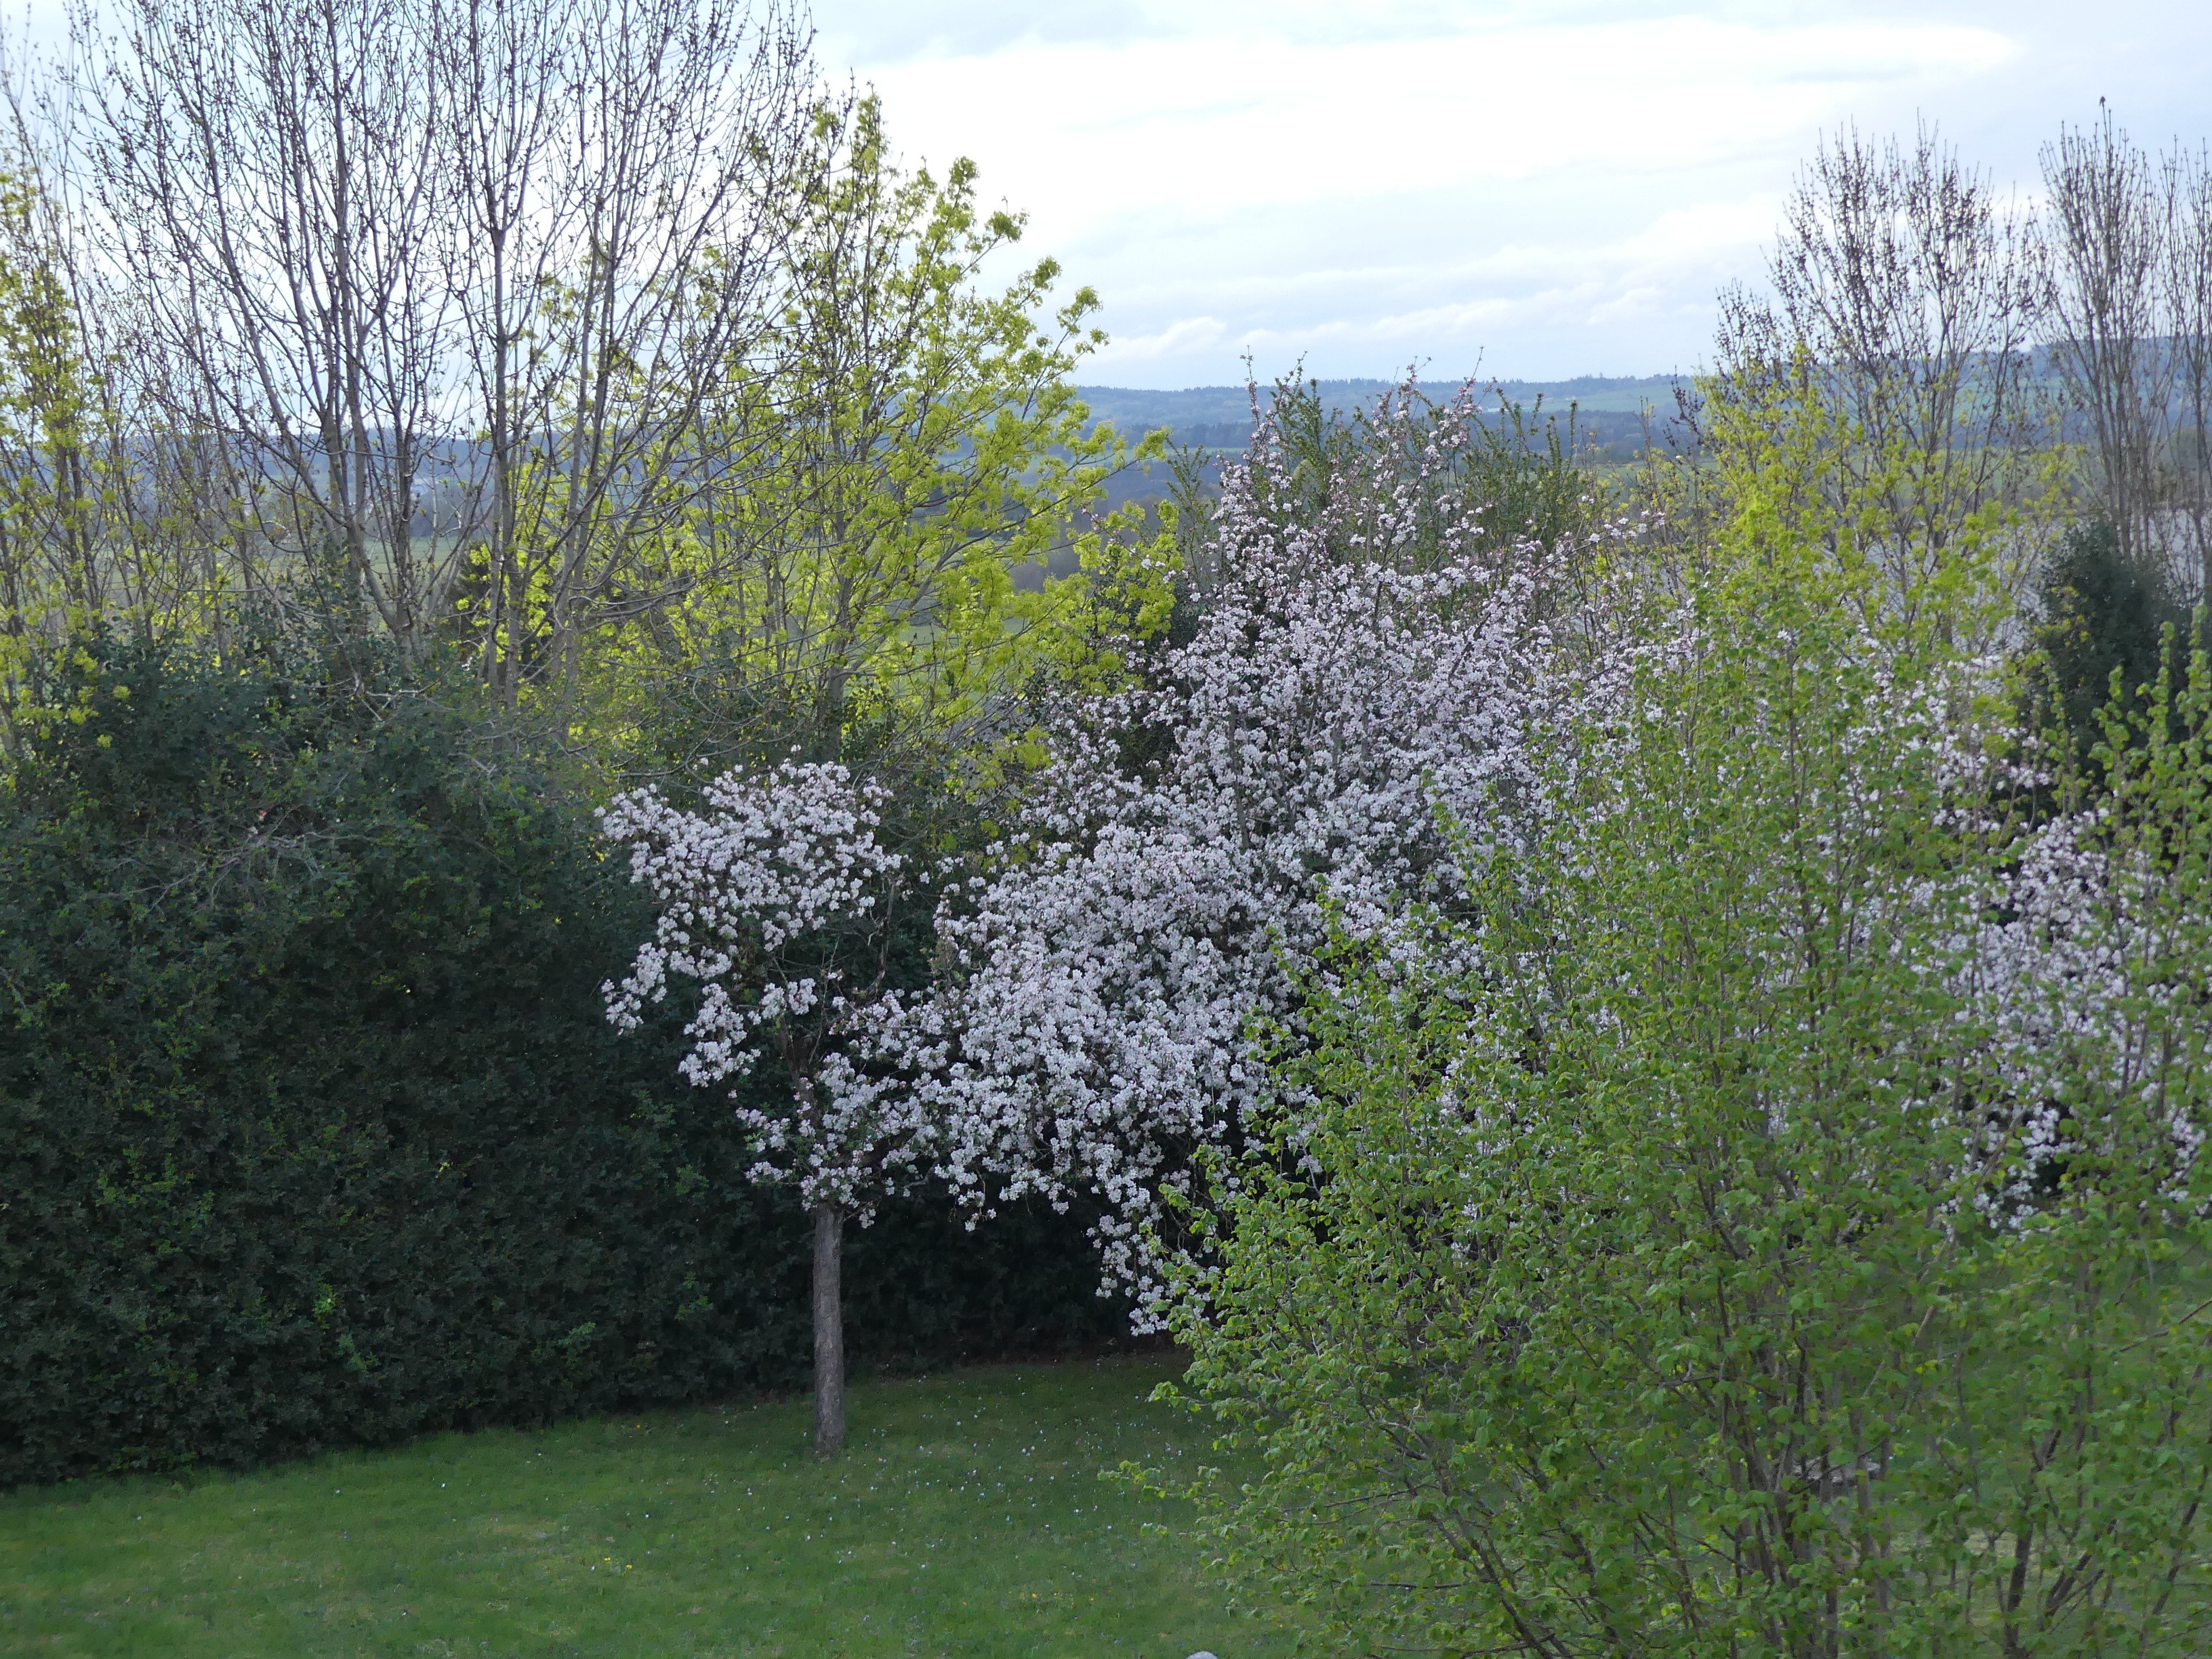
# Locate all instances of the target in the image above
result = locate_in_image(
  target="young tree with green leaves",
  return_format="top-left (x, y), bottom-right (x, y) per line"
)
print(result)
top-left (0, 159), bottom-right (203, 746)
top-left (1162, 497), bottom-right (2212, 1656)
top-left (1704, 125), bottom-right (2057, 654)
top-left (583, 89), bottom-right (1169, 767)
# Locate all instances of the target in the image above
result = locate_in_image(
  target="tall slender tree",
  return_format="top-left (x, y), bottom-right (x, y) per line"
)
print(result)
top-left (2043, 105), bottom-right (2181, 579)
top-left (2165, 140), bottom-right (2212, 606)
top-left (59, 0), bottom-right (815, 688)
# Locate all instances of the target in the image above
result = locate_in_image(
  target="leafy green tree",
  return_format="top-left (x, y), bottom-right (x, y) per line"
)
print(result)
top-left (1704, 125), bottom-right (2055, 655)
top-left (581, 91), bottom-right (1170, 767)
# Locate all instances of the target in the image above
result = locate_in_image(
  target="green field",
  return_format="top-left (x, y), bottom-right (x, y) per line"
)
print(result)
top-left (0, 1356), bottom-right (1277, 1658)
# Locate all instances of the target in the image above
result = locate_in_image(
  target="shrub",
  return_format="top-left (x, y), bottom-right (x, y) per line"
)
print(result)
top-left (2032, 518), bottom-right (2192, 771)
top-left (0, 636), bottom-right (1119, 1488)
top-left (1169, 565), bottom-right (2212, 1656)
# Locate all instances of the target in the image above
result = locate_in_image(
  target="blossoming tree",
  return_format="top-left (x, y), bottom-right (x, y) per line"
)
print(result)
top-left (594, 93), bottom-right (1170, 1458)
top-left (910, 381), bottom-right (1616, 1320)
top-left (600, 758), bottom-right (930, 1456)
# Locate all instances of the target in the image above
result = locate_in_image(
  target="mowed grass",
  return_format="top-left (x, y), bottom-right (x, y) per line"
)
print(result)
top-left (0, 1355), bottom-right (1279, 1658)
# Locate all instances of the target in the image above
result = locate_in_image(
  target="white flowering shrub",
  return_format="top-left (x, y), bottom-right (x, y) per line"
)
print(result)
top-left (599, 759), bottom-right (933, 1215)
top-left (1161, 541), bottom-right (2212, 1659)
top-left (1967, 642), bottom-right (2212, 1204)
top-left (905, 382), bottom-right (1620, 1319)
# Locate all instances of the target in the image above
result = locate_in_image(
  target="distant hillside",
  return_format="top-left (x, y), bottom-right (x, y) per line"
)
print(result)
top-left (1076, 375), bottom-right (1696, 459)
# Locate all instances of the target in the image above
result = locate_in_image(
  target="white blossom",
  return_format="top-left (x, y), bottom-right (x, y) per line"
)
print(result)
top-left (1968, 794), bottom-right (2212, 1203)
top-left (901, 384), bottom-right (1624, 1321)
top-left (599, 759), bottom-right (931, 1216)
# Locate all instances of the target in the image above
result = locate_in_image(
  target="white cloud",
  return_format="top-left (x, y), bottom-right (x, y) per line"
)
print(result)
top-left (855, 18), bottom-right (2015, 225)
top-left (816, 1), bottom-right (2212, 384)
top-left (1082, 192), bottom-right (1783, 375)
top-left (1103, 315), bottom-right (1231, 360)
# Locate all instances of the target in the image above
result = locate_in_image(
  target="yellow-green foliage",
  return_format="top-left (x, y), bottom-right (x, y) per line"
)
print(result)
top-left (1692, 346), bottom-right (2062, 658)
top-left (0, 167), bottom-right (98, 725)
top-left (567, 96), bottom-right (1174, 762)
top-left (0, 166), bottom-right (243, 749)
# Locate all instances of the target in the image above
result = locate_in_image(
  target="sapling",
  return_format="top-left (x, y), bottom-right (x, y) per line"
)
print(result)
top-left (602, 758), bottom-right (928, 1456)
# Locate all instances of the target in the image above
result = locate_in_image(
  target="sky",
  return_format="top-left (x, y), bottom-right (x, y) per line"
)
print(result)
top-left (814, 0), bottom-right (2212, 388)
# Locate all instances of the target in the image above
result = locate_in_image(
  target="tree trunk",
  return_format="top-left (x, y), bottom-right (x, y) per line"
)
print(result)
top-left (811, 1201), bottom-right (845, 1458)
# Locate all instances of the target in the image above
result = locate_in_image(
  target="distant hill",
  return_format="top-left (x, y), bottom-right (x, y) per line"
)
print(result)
top-left (1075, 375), bottom-right (1696, 459)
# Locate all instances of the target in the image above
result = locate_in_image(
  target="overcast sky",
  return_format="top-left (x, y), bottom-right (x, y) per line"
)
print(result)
top-left (815, 0), bottom-right (2212, 388)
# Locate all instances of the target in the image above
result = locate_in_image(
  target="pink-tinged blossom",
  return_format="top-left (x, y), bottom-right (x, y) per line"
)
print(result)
top-left (600, 760), bottom-right (932, 1216)
top-left (905, 384), bottom-right (1624, 1322)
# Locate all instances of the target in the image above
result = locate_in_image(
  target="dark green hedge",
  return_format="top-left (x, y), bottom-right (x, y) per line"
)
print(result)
top-left (0, 638), bottom-right (1120, 1489)
top-left (2033, 519), bottom-right (2196, 771)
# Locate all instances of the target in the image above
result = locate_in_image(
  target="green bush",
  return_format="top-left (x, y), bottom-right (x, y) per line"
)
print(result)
top-left (2033, 518), bottom-right (2192, 771)
top-left (1170, 575), bottom-right (2212, 1656)
top-left (0, 636), bottom-right (1120, 1488)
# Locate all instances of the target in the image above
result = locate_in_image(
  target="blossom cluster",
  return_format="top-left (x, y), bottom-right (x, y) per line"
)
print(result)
top-left (598, 388), bottom-right (1630, 1290)
top-left (599, 760), bottom-right (930, 1213)
top-left (897, 386), bottom-right (1618, 1319)
top-left (1968, 800), bottom-right (2212, 1202)
top-left (602, 382), bottom-right (2211, 1327)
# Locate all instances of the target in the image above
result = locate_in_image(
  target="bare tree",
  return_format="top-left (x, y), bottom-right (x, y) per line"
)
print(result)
top-left (65, 0), bottom-right (468, 651)
top-left (2168, 140), bottom-right (2212, 606)
top-left (52, 0), bottom-right (812, 692)
top-left (436, 0), bottom-right (813, 706)
top-left (1713, 123), bottom-right (2049, 641)
top-left (2042, 104), bottom-right (2182, 583)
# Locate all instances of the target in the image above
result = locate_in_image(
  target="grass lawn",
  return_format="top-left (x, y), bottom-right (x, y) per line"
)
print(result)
top-left (0, 1355), bottom-right (1280, 1658)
